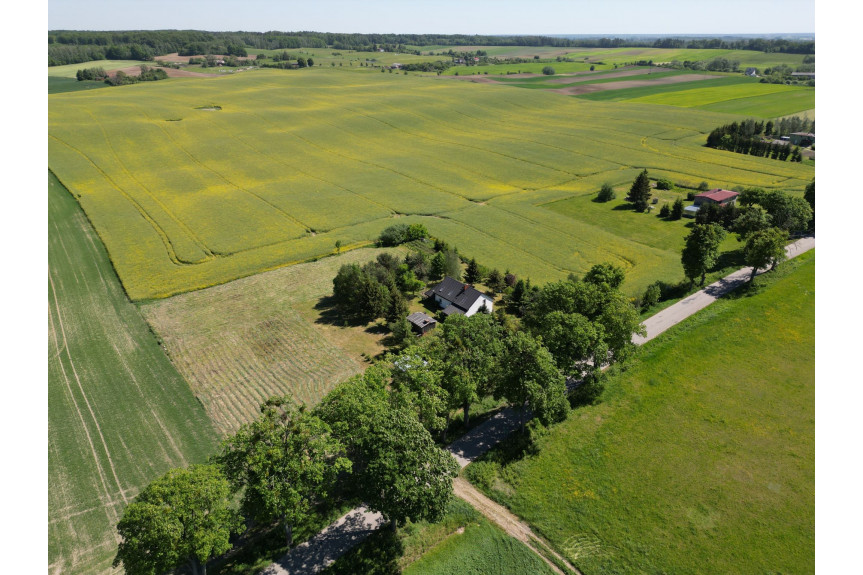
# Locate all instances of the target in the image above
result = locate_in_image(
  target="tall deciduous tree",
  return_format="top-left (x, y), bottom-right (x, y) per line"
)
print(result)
top-left (744, 227), bottom-right (789, 280)
top-left (432, 313), bottom-right (503, 433)
top-left (217, 396), bottom-right (351, 548)
top-left (314, 367), bottom-right (458, 530)
top-left (496, 331), bottom-right (568, 432)
top-left (113, 465), bottom-right (240, 575)
top-left (681, 223), bottom-right (727, 287)
top-left (626, 169), bottom-right (652, 212)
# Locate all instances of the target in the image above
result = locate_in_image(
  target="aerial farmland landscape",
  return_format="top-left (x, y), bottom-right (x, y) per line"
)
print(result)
top-left (42, 1), bottom-right (832, 574)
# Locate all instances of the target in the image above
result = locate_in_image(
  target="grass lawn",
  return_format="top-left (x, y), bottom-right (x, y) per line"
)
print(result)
top-left (48, 76), bottom-right (110, 94)
top-left (48, 171), bottom-right (220, 575)
top-left (466, 251), bottom-right (814, 574)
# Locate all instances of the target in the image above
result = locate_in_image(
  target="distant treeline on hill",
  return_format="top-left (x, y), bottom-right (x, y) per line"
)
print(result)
top-left (47, 30), bottom-right (815, 66)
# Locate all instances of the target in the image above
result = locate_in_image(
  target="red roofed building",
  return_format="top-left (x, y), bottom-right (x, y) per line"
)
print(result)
top-left (693, 189), bottom-right (739, 207)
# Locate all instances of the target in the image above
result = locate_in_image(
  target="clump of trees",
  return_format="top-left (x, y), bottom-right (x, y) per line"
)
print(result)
top-left (104, 65), bottom-right (169, 86)
top-left (332, 252), bottom-right (423, 323)
top-left (377, 223), bottom-right (429, 247)
top-left (75, 67), bottom-right (107, 81)
top-left (542, 66), bottom-right (555, 75)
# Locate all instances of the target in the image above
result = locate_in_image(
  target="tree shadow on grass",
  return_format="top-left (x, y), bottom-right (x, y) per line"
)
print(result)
top-left (314, 295), bottom-right (375, 328)
top-left (324, 527), bottom-right (403, 575)
top-left (612, 202), bottom-right (636, 211)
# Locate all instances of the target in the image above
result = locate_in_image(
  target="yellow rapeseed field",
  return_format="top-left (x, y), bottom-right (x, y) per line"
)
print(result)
top-left (49, 68), bottom-right (814, 299)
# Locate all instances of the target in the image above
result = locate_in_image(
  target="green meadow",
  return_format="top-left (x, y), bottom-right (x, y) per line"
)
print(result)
top-left (48, 172), bottom-right (220, 575)
top-left (466, 252), bottom-right (815, 574)
top-left (48, 67), bottom-right (813, 301)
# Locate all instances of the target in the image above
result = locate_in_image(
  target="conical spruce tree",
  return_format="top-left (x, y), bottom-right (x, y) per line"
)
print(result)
top-left (626, 169), bottom-right (652, 212)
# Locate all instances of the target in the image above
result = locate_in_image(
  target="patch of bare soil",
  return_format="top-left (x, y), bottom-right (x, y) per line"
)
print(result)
top-left (550, 73), bottom-right (720, 96)
top-left (156, 52), bottom-right (228, 63)
top-left (546, 67), bottom-right (657, 84)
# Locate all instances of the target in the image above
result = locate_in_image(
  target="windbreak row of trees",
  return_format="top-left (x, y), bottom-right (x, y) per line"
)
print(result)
top-left (706, 116), bottom-right (813, 160)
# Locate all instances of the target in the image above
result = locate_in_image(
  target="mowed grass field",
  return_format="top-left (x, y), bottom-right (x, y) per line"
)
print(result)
top-left (140, 246), bottom-right (405, 434)
top-left (468, 252), bottom-right (815, 574)
top-left (48, 172), bottom-right (220, 575)
top-left (48, 68), bottom-right (813, 301)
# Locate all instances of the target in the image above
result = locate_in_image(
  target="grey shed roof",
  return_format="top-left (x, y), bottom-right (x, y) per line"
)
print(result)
top-left (407, 312), bottom-right (437, 328)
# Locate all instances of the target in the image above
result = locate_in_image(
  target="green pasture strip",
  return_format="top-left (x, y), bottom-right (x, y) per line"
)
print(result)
top-left (575, 75), bottom-right (751, 101)
top-left (627, 81), bottom-right (811, 108)
top-left (48, 172), bottom-right (220, 575)
top-left (696, 89), bottom-right (816, 118)
top-left (49, 68), bottom-right (812, 300)
top-left (468, 252), bottom-right (814, 574)
top-left (49, 76), bottom-right (110, 94)
top-left (47, 60), bottom-right (148, 78)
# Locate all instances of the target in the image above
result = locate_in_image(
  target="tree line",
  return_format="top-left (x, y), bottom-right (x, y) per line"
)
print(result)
top-left (48, 29), bottom-right (815, 66)
top-left (706, 116), bottom-right (813, 161)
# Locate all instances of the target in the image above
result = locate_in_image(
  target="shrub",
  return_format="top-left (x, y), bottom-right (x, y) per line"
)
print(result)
top-left (642, 283), bottom-right (661, 310)
top-left (465, 461), bottom-right (499, 491)
top-left (542, 66), bottom-right (555, 75)
top-left (658, 203), bottom-right (670, 218)
top-left (671, 198), bottom-right (684, 220)
top-left (597, 183), bottom-right (616, 202)
top-left (698, 181), bottom-right (710, 191)
top-left (656, 178), bottom-right (673, 190)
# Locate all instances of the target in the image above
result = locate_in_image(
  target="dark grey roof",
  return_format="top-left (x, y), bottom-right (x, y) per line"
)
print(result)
top-left (428, 277), bottom-right (488, 313)
top-left (407, 312), bottom-right (437, 328)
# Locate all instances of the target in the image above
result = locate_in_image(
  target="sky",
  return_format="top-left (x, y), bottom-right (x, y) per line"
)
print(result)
top-left (47, 0), bottom-right (814, 35)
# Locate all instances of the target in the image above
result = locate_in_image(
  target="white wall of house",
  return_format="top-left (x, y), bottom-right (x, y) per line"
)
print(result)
top-left (465, 295), bottom-right (494, 316)
top-left (434, 294), bottom-right (452, 308)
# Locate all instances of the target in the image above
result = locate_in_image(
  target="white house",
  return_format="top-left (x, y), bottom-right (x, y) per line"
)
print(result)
top-left (424, 277), bottom-right (494, 317)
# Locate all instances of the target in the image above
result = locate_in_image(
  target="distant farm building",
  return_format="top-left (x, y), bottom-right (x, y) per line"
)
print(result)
top-left (745, 67), bottom-right (758, 77)
top-left (684, 189), bottom-right (740, 217)
top-left (789, 132), bottom-right (815, 147)
top-left (424, 277), bottom-right (494, 317)
top-left (407, 312), bottom-right (437, 335)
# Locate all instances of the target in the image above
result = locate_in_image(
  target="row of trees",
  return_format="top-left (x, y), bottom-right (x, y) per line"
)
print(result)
top-left (102, 66), bottom-right (169, 86)
top-left (707, 117), bottom-right (814, 147)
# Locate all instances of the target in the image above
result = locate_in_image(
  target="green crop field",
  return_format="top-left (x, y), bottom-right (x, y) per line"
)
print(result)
top-left (466, 252), bottom-right (815, 574)
top-left (627, 81), bottom-right (815, 116)
top-left (140, 246), bottom-right (405, 434)
top-left (48, 68), bottom-right (813, 301)
top-left (48, 172), bottom-right (220, 575)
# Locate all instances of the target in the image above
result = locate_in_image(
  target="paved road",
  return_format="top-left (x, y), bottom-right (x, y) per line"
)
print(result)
top-left (262, 236), bottom-right (814, 574)
top-left (633, 236), bottom-right (814, 345)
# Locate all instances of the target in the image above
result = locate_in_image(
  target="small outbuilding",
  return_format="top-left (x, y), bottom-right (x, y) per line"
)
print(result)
top-left (789, 132), bottom-right (815, 147)
top-left (407, 312), bottom-right (438, 335)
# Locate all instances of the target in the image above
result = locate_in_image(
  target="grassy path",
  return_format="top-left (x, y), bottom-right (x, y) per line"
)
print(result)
top-left (48, 172), bottom-right (220, 575)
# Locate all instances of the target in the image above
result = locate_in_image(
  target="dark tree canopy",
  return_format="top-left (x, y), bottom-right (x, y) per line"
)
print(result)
top-left (113, 465), bottom-right (240, 575)
top-left (626, 169), bottom-right (652, 212)
top-left (681, 223), bottom-right (726, 287)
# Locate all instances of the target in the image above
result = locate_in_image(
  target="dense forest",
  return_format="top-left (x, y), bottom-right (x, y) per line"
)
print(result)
top-left (47, 30), bottom-right (815, 66)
